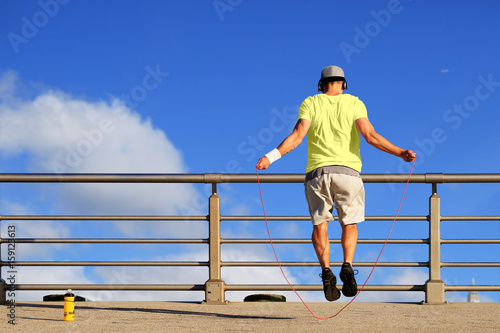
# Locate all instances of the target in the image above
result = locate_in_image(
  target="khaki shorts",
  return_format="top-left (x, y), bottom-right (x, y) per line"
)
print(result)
top-left (305, 173), bottom-right (365, 226)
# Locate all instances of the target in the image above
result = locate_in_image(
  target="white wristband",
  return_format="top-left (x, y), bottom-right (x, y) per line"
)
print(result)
top-left (265, 148), bottom-right (281, 164)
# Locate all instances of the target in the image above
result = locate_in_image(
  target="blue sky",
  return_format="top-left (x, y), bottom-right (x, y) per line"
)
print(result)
top-left (0, 0), bottom-right (499, 304)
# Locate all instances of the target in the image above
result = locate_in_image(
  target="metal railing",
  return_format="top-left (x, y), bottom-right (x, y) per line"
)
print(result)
top-left (0, 173), bottom-right (499, 304)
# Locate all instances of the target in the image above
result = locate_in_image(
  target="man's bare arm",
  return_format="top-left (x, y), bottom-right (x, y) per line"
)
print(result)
top-left (276, 118), bottom-right (310, 156)
top-left (256, 118), bottom-right (311, 169)
top-left (355, 117), bottom-right (416, 162)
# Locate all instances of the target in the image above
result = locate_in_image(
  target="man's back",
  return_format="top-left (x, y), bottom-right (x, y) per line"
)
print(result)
top-left (298, 93), bottom-right (367, 173)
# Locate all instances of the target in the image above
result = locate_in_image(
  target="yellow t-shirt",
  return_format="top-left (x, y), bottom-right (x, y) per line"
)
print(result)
top-left (298, 93), bottom-right (368, 173)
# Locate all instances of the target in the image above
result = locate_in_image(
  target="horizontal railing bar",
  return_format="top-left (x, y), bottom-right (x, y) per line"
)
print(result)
top-left (221, 216), bottom-right (428, 221)
top-left (225, 284), bottom-right (426, 291)
top-left (0, 174), bottom-right (207, 183)
top-left (445, 285), bottom-right (500, 291)
top-left (7, 284), bottom-right (429, 292)
top-left (222, 216), bottom-right (311, 221)
top-left (222, 239), bottom-right (428, 244)
top-left (4, 237), bottom-right (496, 246)
top-left (2, 261), bottom-right (208, 267)
top-left (2, 261), bottom-right (438, 267)
top-left (3, 214), bottom-right (497, 222)
top-left (441, 239), bottom-right (500, 244)
top-left (0, 238), bottom-right (429, 245)
top-left (1, 238), bottom-right (208, 244)
top-left (7, 238), bottom-right (497, 245)
top-left (441, 262), bottom-right (500, 267)
top-left (0, 215), bottom-right (208, 221)
top-left (441, 216), bottom-right (500, 221)
top-left (12, 284), bottom-right (205, 291)
top-left (221, 262), bottom-right (428, 267)
top-left (9, 284), bottom-right (500, 292)
top-left (366, 216), bottom-right (428, 221)
top-left (425, 174), bottom-right (500, 183)
top-left (0, 215), bottom-right (428, 222)
top-left (2, 215), bottom-right (497, 222)
top-left (0, 173), bottom-right (499, 183)
top-left (2, 261), bottom-right (429, 267)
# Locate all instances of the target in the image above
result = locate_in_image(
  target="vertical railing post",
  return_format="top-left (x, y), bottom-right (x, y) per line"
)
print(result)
top-left (424, 182), bottom-right (446, 304)
top-left (0, 279), bottom-right (5, 305)
top-left (204, 178), bottom-right (227, 304)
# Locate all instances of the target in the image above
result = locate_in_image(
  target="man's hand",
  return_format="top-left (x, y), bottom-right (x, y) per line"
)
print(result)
top-left (400, 150), bottom-right (417, 162)
top-left (256, 156), bottom-right (270, 170)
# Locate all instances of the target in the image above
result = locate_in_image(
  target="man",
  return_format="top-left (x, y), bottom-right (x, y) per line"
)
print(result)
top-left (256, 66), bottom-right (416, 301)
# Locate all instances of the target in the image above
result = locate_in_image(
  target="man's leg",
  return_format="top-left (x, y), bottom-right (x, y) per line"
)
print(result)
top-left (312, 220), bottom-right (340, 301)
top-left (339, 222), bottom-right (358, 297)
top-left (340, 223), bottom-right (358, 265)
top-left (312, 221), bottom-right (330, 269)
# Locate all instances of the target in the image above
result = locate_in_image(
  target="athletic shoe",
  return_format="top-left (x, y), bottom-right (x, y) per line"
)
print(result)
top-left (339, 262), bottom-right (358, 297)
top-left (319, 267), bottom-right (341, 302)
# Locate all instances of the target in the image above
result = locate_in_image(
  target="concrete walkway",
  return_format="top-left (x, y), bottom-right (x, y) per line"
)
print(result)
top-left (2, 301), bottom-right (499, 332)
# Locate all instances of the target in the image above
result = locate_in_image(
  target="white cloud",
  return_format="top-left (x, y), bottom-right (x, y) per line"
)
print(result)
top-left (274, 221), bottom-right (302, 237)
top-left (221, 246), bottom-right (297, 285)
top-left (225, 203), bottom-right (251, 216)
top-left (0, 72), bottom-right (210, 302)
top-left (80, 246), bottom-right (305, 302)
top-left (351, 267), bottom-right (428, 303)
top-left (0, 200), bottom-right (71, 259)
top-left (0, 71), bottom-right (204, 238)
top-left (7, 266), bottom-right (95, 302)
top-left (0, 71), bottom-right (19, 106)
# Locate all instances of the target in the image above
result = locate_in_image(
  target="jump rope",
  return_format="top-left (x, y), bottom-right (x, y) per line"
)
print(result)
top-left (256, 159), bottom-right (415, 320)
